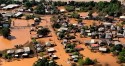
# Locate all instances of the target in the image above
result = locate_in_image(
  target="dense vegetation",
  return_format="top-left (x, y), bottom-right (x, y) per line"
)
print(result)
top-left (2, 27), bottom-right (11, 38)
top-left (78, 57), bottom-right (96, 66)
top-left (33, 58), bottom-right (58, 66)
top-left (37, 28), bottom-right (50, 36)
top-left (3, 0), bottom-right (122, 17)
top-left (54, 0), bottom-right (123, 17)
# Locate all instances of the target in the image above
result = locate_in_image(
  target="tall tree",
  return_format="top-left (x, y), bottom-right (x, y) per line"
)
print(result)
top-left (2, 27), bottom-right (10, 38)
top-left (37, 28), bottom-right (50, 36)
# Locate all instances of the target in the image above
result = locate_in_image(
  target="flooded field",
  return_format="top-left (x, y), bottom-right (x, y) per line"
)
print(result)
top-left (1, 57), bottom-right (37, 66)
top-left (0, 19), bottom-right (33, 50)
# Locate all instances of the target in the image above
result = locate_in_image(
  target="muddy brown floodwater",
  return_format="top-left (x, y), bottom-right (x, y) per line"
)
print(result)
top-left (0, 12), bottom-right (122, 66)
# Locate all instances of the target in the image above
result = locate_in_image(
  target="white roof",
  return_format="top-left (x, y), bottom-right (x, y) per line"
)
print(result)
top-left (114, 41), bottom-right (121, 45)
top-left (15, 49), bottom-right (24, 53)
top-left (52, 55), bottom-right (57, 58)
top-left (7, 50), bottom-right (14, 54)
top-left (58, 27), bottom-right (68, 31)
top-left (103, 22), bottom-right (112, 25)
top-left (63, 39), bottom-right (67, 42)
top-left (34, 18), bottom-right (39, 20)
top-left (39, 57), bottom-right (43, 59)
top-left (46, 42), bottom-right (51, 46)
top-left (1, 4), bottom-right (6, 7)
top-left (60, 9), bottom-right (65, 12)
top-left (47, 48), bottom-right (55, 52)
top-left (15, 12), bottom-right (23, 17)
top-left (99, 47), bottom-right (107, 51)
top-left (23, 47), bottom-right (30, 52)
top-left (73, 24), bottom-right (77, 26)
top-left (120, 16), bottom-right (125, 19)
top-left (3, 4), bottom-right (19, 9)
top-left (37, 47), bottom-right (42, 51)
top-left (22, 53), bottom-right (28, 56)
top-left (90, 39), bottom-right (95, 44)
top-left (15, 54), bottom-right (19, 57)
top-left (71, 55), bottom-right (79, 59)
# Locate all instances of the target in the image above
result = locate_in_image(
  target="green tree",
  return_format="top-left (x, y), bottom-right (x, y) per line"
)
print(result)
top-left (3, 53), bottom-right (12, 59)
top-left (33, 57), bottom-right (58, 66)
top-left (24, 1), bottom-right (32, 8)
top-left (39, 52), bottom-right (44, 57)
top-left (118, 50), bottom-right (125, 63)
top-left (37, 28), bottom-right (50, 36)
top-left (71, 12), bottom-right (80, 18)
top-left (2, 27), bottom-right (10, 38)
top-left (77, 19), bottom-right (82, 23)
top-left (84, 57), bottom-right (94, 65)
top-left (110, 0), bottom-right (118, 3)
top-left (52, 23), bottom-right (61, 29)
top-left (65, 6), bottom-right (75, 12)
top-left (114, 44), bottom-right (123, 52)
top-left (121, 21), bottom-right (125, 25)
top-left (34, 4), bottom-right (45, 14)
top-left (58, 32), bottom-right (65, 39)
top-left (66, 44), bottom-right (75, 49)
top-left (88, 11), bottom-right (93, 19)
top-left (78, 59), bottom-right (84, 66)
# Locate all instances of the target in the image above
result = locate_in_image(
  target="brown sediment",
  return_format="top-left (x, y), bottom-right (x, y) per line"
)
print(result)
top-left (0, 12), bottom-right (122, 66)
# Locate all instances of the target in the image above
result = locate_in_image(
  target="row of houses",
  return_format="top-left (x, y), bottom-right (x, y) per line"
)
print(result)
top-left (2, 4), bottom-right (20, 10)
top-left (7, 47), bottom-right (31, 58)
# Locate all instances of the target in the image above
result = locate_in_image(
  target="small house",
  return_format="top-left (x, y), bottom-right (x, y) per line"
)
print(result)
top-left (45, 42), bottom-right (52, 47)
top-left (15, 49), bottom-right (24, 54)
top-left (75, 45), bottom-right (83, 51)
top-left (36, 47), bottom-right (42, 53)
top-left (84, 39), bottom-right (95, 45)
top-left (62, 39), bottom-right (68, 44)
top-left (14, 12), bottom-right (23, 17)
top-left (52, 55), bottom-right (58, 59)
top-left (60, 9), bottom-right (66, 13)
top-left (23, 47), bottom-right (30, 53)
top-left (58, 27), bottom-right (68, 32)
top-left (120, 16), bottom-right (125, 20)
top-left (99, 47), bottom-right (107, 52)
top-left (114, 41), bottom-right (121, 45)
top-left (90, 44), bottom-right (99, 50)
top-left (2, 4), bottom-right (19, 10)
top-left (47, 48), bottom-right (55, 53)
top-left (7, 49), bottom-right (14, 54)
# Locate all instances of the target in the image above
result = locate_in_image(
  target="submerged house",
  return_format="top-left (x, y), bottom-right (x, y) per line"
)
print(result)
top-left (14, 12), bottom-right (23, 17)
top-left (15, 49), bottom-right (24, 54)
top-left (99, 47), bottom-right (107, 52)
top-left (47, 48), bottom-right (55, 53)
top-left (23, 47), bottom-right (30, 53)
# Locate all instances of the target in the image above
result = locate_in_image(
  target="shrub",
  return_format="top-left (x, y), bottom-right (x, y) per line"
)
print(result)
top-left (65, 6), bottom-right (75, 12)
top-left (121, 21), bottom-right (125, 25)
top-left (71, 12), bottom-right (80, 18)
top-left (83, 57), bottom-right (94, 65)
top-left (52, 23), bottom-right (61, 29)
top-left (78, 59), bottom-right (84, 66)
